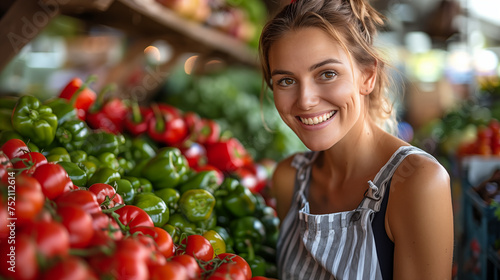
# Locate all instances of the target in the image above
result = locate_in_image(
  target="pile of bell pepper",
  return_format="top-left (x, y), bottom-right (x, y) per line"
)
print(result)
top-left (0, 76), bottom-right (279, 280)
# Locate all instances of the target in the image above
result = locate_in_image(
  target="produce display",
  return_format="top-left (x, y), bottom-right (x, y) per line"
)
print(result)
top-left (0, 76), bottom-right (280, 280)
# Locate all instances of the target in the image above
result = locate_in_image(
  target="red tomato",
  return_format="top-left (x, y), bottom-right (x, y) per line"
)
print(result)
top-left (182, 234), bottom-right (214, 262)
top-left (57, 205), bottom-right (94, 249)
top-left (89, 212), bottom-right (123, 246)
top-left (41, 255), bottom-right (97, 280)
top-left (22, 220), bottom-right (70, 258)
top-left (32, 162), bottom-right (72, 200)
top-left (1, 138), bottom-right (29, 160)
top-left (55, 189), bottom-right (101, 215)
top-left (216, 253), bottom-right (252, 280)
top-left (0, 234), bottom-right (39, 280)
top-left (169, 254), bottom-right (201, 280)
top-left (14, 174), bottom-right (45, 224)
top-left (130, 226), bottom-right (174, 258)
top-left (12, 151), bottom-right (47, 175)
top-left (90, 238), bottom-right (150, 280)
top-left (207, 263), bottom-right (247, 280)
top-left (114, 205), bottom-right (154, 229)
top-left (88, 183), bottom-right (124, 208)
top-left (149, 261), bottom-right (188, 280)
top-left (0, 197), bottom-right (8, 239)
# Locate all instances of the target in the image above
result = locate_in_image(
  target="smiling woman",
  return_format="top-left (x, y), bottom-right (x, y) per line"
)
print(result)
top-left (259, 0), bottom-right (454, 279)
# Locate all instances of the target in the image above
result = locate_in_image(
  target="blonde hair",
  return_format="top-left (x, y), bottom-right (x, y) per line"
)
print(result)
top-left (259, 0), bottom-right (397, 132)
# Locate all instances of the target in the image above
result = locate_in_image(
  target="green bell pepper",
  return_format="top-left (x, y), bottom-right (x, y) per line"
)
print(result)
top-left (117, 157), bottom-right (134, 176)
top-left (77, 160), bottom-right (97, 182)
top-left (179, 189), bottom-right (215, 223)
top-left (154, 188), bottom-right (180, 215)
top-left (0, 96), bottom-right (19, 110)
top-left (87, 155), bottom-right (102, 168)
top-left (239, 253), bottom-right (267, 277)
top-left (55, 119), bottom-right (89, 152)
top-left (127, 159), bottom-right (147, 177)
top-left (133, 192), bottom-right (169, 227)
top-left (0, 130), bottom-right (23, 146)
top-left (98, 152), bottom-right (120, 171)
top-left (179, 170), bottom-right (220, 194)
top-left (87, 167), bottom-right (121, 186)
top-left (167, 213), bottom-right (197, 235)
top-left (57, 161), bottom-right (87, 188)
top-left (213, 226), bottom-right (234, 253)
top-left (69, 150), bottom-right (87, 163)
top-left (46, 147), bottom-right (71, 163)
top-left (44, 97), bottom-right (77, 125)
top-left (230, 216), bottom-right (266, 254)
top-left (223, 180), bottom-right (257, 218)
top-left (162, 224), bottom-right (180, 244)
top-left (141, 147), bottom-right (189, 190)
top-left (111, 178), bottom-right (135, 205)
top-left (83, 131), bottom-right (120, 156)
top-left (11, 95), bottom-right (58, 148)
top-left (139, 178), bottom-right (153, 193)
top-left (130, 136), bottom-right (157, 162)
top-left (195, 210), bottom-right (216, 230)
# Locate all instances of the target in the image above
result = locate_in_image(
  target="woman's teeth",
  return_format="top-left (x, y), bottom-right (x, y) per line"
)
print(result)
top-left (299, 111), bottom-right (335, 125)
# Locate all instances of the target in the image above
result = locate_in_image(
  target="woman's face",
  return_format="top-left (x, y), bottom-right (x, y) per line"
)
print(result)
top-left (268, 27), bottom-right (369, 151)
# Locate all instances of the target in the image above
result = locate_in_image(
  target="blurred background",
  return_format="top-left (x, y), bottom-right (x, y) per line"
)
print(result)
top-left (1, 0), bottom-right (500, 279)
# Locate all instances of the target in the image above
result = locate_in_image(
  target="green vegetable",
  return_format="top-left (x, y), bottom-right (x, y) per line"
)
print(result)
top-left (179, 189), bottom-right (215, 222)
top-left (69, 150), bottom-right (88, 163)
top-left (44, 97), bottom-right (77, 125)
top-left (222, 178), bottom-right (256, 218)
top-left (167, 212), bottom-right (197, 235)
top-left (83, 131), bottom-right (120, 156)
top-left (55, 119), bottom-right (89, 152)
top-left (46, 147), bottom-right (71, 163)
top-left (98, 152), bottom-right (120, 171)
top-left (230, 216), bottom-right (266, 254)
top-left (11, 95), bottom-right (58, 148)
top-left (133, 192), bottom-right (169, 227)
top-left (57, 161), bottom-right (87, 188)
top-left (154, 188), bottom-right (180, 215)
top-left (141, 147), bottom-right (189, 190)
top-left (88, 167), bottom-right (121, 186)
top-left (179, 170), bottom-right (220, 194)
top-left (111, 178), bottom-right (135, 205)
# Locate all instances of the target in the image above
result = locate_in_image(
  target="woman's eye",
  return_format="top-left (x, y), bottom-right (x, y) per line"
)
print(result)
top-left (320, 71), bottom-right (336, 80)
top-left (278, 78), bottom-right (295, 86)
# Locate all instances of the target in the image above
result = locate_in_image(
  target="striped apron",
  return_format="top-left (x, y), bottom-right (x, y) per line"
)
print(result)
top-left (276, 146), bottom-right (436, 280)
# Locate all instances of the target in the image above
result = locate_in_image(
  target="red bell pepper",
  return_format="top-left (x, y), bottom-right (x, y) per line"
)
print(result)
top-left (86, 84), bottom-right (123, 134)
top-left (205, 137), bottom-right (249, 173)
top-left (196, 119), bottom-right (221, 144)
top-left (59, 76), bottom-right (97, 120)
top-left (147, 103), bottom-right (188, 146)
top-left (101, 97), bottom-right (128, 132)
top-left (124, 101), bottom-right (153, 136)
top-left (178, 140), bottom-right (207, 169)
top-left (183, 111), bottom-right (202, 140)
top-left (232, 162), bottom-right (269, 194)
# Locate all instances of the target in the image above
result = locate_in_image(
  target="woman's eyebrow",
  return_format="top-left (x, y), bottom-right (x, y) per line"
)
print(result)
top-left (271, 69), bottom-right (294, 76)
top-left (309, 58), bottom-right (342, 72)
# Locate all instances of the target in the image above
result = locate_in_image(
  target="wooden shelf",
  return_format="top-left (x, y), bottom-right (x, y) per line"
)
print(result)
top-left (0, 0), bottom-right (259, 73)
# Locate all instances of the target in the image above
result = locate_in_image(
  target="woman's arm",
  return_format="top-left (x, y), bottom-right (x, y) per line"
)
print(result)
top-left (388, 155), bottom-right (454, 280)
top-left (271, 155), bottom-right (297, 222)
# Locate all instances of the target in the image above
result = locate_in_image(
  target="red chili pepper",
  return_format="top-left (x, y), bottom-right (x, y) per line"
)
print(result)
top-left (205, 137), bottom-right (249, 173)
top-left (59, 76), bottom-right (97, 120)
top-left (124, 101), bottom-right (153, 136)
top-left (101, 97), bottom-right (128, 132)
top-left (196, 119), bottom-right (221, 144)
top-left (147, 103), bottom-right (188, 146)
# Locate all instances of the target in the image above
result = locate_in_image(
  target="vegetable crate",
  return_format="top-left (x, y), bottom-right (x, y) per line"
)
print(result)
top-left (458, 157), bottom-right (500, 280)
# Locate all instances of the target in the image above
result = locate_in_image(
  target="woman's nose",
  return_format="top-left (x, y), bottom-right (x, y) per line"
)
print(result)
top-left (297, 82), bottom-right (320, 110)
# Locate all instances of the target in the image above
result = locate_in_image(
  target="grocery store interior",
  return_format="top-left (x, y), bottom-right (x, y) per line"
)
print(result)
top-left (1, 0), bottom-right (500, 279)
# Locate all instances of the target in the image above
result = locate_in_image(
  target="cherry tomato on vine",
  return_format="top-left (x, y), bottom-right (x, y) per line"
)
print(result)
top-left (114, 205), bottom-right (154, 230)
top-left (57, 205), bottom-right (94, 249)
top-left (130, 226), bottom-right (174, 259)
top-left (169, 254), bottom-right (201, 280)
top-left (89, 212), bottom-right (123, 246)
top-left (207, 262), bottom-right (247, 280)
top-left (1, 138), bottom-right (29, 160)
top-left (0, 151), bottom-right (13, 185)
top-left (216, 253), bottom-right (252, 280)
top-left (181, 234), bottom-right (214, 262)
top-left (55, 189), bottom-right (101, 215)
top-left (12, 151), bottom-right (47, 175)
top-left (13, 174), bottom-right (45, 225)
top-left (22, 220), bottom-right (70, 258)
top-left (32, 162), bottom-right (72, 200)
top-left (41, 255), bottom-right (97, 280)
top-left (88, 183), bottom-right (124, 208)
top-left (149, 261), bottom-right (188, 280)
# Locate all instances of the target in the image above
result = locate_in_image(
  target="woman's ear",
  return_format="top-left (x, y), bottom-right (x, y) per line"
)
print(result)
top-left (360, 61), bottom-right (377, 95)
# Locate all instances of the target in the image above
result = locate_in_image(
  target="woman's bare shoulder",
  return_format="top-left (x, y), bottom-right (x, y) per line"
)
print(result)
top-left (272, 154), bottom-right (300, 221)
